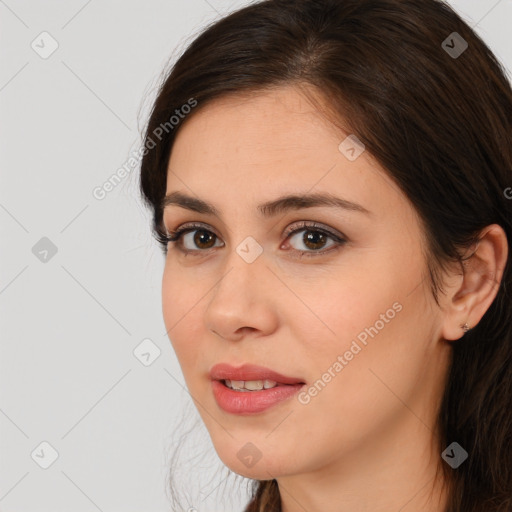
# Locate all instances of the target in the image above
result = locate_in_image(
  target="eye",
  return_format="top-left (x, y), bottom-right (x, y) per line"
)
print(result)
top-left (163, 222), bottom-right (223, 253)
top-left (282, 221), bottom-right (346, 258)
top-left (162, 221), bottom-right (347, 258)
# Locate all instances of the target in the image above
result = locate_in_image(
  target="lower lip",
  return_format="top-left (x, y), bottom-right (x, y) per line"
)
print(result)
top-left (211, 380), bottom-right (305, 414)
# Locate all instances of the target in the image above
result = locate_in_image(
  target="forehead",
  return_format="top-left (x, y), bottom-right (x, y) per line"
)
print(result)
top-left (171, 86), bottom-right (342, 157)
top-left (165, 85), bottom-right (405, 218)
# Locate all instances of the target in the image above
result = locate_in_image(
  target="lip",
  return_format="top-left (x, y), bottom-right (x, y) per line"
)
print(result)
top-left (210, 363), bottom-right (306, 415)
top-left (210, 363), bottom-right (305, 385)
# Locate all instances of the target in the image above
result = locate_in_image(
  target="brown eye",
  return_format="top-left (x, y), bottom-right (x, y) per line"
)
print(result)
top-left (165, 221), bottom-right (346, 259)
top-left (191, 230), bottom-right (217, 249)
top-left (165, 224), bottom-right (224, 253)
top-left (287, 228), bottom-right (337, 252)
top-left (302, 231), bottom-right (328, 250)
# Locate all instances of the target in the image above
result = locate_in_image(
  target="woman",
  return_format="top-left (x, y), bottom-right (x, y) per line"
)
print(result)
top-left (139, 0), bottom-right (512, 510)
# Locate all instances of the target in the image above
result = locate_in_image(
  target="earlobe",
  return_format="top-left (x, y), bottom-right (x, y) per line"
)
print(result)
top-left (440, 224), bottom-right (508, 342)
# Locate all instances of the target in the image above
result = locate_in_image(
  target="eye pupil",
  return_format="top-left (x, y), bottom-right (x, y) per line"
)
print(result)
top-left (304, 231), bottom-right (327, 250)
top-left (194, 230), bottom-right (215, 249)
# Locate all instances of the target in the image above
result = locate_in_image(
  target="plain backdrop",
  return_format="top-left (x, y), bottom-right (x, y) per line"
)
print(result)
top-left (1, 1), bottom-right (511, 511)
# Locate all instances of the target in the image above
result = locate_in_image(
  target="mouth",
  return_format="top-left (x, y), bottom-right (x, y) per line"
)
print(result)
top-left (221, 378), bottom-right (283, 391)
top-left (210, 363), bottom-right (306, 414)
top-left (209, 362), bottom-right (305, 386)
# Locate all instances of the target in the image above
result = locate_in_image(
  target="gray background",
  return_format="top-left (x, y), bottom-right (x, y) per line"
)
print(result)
top-left (0, 1), bottom-right (510, 511)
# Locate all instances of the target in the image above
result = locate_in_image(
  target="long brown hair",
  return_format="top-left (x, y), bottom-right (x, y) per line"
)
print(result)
top-left (139, 1), bottom-right (512, 510)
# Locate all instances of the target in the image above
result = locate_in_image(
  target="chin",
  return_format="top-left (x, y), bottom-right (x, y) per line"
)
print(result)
top-left (212, 439), bottom-right (296, 480)
top-left (224, 457), bottom-right (286, 480)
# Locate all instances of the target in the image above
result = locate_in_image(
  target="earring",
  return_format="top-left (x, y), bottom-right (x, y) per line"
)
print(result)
top-left (461, 322), bottom-right (471, 333)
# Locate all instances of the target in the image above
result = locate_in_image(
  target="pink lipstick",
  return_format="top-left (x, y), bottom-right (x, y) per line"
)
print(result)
top-left (210, 363), bottom-right (305, 414)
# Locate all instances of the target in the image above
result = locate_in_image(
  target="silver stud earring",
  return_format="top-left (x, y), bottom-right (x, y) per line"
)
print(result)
top-left (461, 322), bottom-right (471, 333)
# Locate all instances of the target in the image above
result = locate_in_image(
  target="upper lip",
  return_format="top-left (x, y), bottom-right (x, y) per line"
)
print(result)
top-left (210, 363), bottom-right (305, 385)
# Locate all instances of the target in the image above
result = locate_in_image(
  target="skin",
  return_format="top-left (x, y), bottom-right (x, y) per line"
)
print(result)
top-left (160, 85), bottom-right (508, 512)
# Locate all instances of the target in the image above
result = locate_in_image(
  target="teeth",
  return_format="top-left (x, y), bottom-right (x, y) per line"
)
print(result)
top-left (231, 380), bottom-right (246, 390)
top-left (224, 379), bottom-right (278, 391)
top-left (244, 380), bottom-right (263, 390)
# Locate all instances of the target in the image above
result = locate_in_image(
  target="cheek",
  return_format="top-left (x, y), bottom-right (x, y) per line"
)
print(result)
top-left (162, 265), bottom-right (180, 333)
top-left (294, 279), bottom-right (435, 441)
top-left (289, 260), bottom-right (427, 403)
top-left (313, 243), bottom-right (426, 354)
top-left (289, 260), bottom-right (405, 356)
top-left (161, 264), bottom-right (204, 367)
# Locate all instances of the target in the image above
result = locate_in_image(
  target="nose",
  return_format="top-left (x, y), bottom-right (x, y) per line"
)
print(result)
top-left (203, 247), bottom-right (279, 342)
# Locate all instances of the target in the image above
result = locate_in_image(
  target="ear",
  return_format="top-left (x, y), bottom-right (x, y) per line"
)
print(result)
top-left (441, 224), bottom-right (508, 341)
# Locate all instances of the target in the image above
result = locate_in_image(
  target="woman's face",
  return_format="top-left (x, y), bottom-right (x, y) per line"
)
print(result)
top-left (161, 85), bottom-right (452, 481)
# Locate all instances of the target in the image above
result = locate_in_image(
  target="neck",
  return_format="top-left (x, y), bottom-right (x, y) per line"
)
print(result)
top-left (278, 414), bottom-right (450, 512)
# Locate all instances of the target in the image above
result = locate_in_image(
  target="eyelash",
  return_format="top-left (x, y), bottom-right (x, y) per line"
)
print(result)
top-left (161, 221), bottom-right (347, 259)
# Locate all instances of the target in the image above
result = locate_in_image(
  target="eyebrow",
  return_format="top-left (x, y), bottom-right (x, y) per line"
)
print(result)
top-left (162, 191), bottom-right (371, 218)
